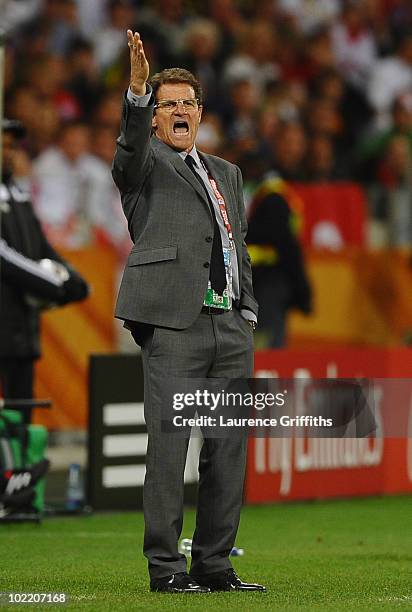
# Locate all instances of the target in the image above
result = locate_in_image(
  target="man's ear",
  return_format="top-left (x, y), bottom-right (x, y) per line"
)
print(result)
top-left (198, 105), bottom-right (203, 123)
top-left (152, 115), bottom-right (157, 130)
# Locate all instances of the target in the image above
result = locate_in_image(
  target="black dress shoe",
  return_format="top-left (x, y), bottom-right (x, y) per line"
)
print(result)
top-left (150, 572), bottom-right (211, 593)
top-left (191, 568), bottom-right (266, 592)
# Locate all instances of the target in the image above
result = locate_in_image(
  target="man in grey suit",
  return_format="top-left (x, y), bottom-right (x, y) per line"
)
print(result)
top-left (112, 31), bottom-right (265, 594)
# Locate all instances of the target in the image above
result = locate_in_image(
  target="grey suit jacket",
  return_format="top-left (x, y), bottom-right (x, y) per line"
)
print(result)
top-left (112, 95), bottom-right (258, 329)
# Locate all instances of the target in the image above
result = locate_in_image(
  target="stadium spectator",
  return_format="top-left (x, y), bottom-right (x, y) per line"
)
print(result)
top-left (195, 113), bottom-right (224, 156)
top-left (93, 91), bottom-right (123, 128)
top-left (272, 120), bottom-right (308, 181)
top-left (32, 121), bottom-right (124, 249)
top-left (90, 124), bottom-right (132, 258)
top-left (25, 54), bottom-right (81, 121)
top-left (278, 0), bottom-right (340, 35)
top-left (357, 90), bottom-right (412, 180)
top-left (310, 68), bottom-right (372, 148)
top-left (369, 135), bottom-right (412, 246)
top-left (301, 29), bottom-right (336, 83)
top-left (138, 0), bottom-right (186, 61)
top-left (376, 135), bottom-right (411, 188)
top-left (182, 19), bottom-right (221, 112)
top-left (305, 96), bottom-right (344, 140)
top-left (90, 124), bottom-right (117, 166)
top-left (75, 0), bottom-right (110, 40)
top-left (387, 0), bottom-right (412, 39)
top-left (367, 31), bottom-right (412, 128)
top-left (305, 134), bottom-right (347, 182)
top-left (20, 0), bottom-right (81, 57)
top-left (207, 0), bottom-right (245, 62)
top-left (311, 68), bottom-right (346, 103)
top-left (304, 96), bottom-right (349, 169)
top-left (331, 0), bottom-right (377, 92)
top-left (222, 21), bottom-right (280, 95)
top-left (47, 0), bottom-right (81, 56)
top-left (258, 104), bottom-right (280, 147)
top-left (31, 101), bottom-right (61, 157)
top-left (265, 79), bottom-right (308, 122)
top-left (66, 38), bottom-right (104, 118)
top-left (93, 0), bottom-right (136, 70)
top-left (7, 87), bottom-right (42, 151)
top-left (244, 161), bottom-right (312, 348)
top-left (225, 79), bottom-right (262, 156)
top-left (7, 87), bottom-right (62, 158)
top-left (2, 0), bottom-right (43, 34)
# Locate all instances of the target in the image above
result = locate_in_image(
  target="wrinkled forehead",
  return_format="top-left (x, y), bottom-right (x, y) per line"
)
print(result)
top-left (156, 82), bottom-right (196, 101)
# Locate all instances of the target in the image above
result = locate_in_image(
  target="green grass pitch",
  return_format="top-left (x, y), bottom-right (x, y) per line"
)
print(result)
top-left (1, 495), bottom-right (411, 611)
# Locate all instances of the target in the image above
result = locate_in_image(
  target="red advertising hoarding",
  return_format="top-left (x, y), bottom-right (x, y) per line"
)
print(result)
top-left (246, 348), bottom-right (412, 503)
top-left (292, 183), bottom-right (367, 248)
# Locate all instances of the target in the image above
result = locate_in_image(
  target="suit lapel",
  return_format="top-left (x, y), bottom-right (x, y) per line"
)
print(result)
top-left (150, 138), bottom-right (243, 281)
top-left (150, 136), bottom-right (210, 212)
top-left (171, 155), bottom-right (211, 209)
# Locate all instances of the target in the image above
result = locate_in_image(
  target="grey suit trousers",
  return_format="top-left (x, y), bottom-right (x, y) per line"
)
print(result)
top-left (137, 308), bottom-right (254, 579)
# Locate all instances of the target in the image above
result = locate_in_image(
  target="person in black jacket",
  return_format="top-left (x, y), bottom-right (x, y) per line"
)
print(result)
top-left (241, 154), bottom-right (312, 348)
top-left (0, 119), bottom-right (89, 422)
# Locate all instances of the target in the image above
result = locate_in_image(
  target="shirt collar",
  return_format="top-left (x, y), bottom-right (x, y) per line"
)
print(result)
top-left (179, 146), bottom-right (201, 168)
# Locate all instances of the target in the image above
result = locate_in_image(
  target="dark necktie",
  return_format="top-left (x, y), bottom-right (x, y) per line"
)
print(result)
top-left (185, 155), bottom-right (227, 295)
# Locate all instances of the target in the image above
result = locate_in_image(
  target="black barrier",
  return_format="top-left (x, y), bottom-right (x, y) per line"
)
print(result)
top-left (87, 354), bottom-right (200, 510)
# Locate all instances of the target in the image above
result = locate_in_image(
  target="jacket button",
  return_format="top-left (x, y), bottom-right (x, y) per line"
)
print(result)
top-left (205, 236), bottom-right (212, 243)
top-left (203, 262), bottom-right (210, 268)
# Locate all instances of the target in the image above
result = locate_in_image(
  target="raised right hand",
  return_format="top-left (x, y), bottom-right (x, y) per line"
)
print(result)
top-left (127, 30), bottom-right (149, 96)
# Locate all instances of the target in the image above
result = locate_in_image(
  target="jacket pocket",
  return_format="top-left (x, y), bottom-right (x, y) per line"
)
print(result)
top-left (127, 245), bottom-right (177, 266)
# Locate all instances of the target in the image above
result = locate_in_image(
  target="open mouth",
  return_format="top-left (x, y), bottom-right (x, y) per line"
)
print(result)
top-left (173, 121), bottom-right (189, 135)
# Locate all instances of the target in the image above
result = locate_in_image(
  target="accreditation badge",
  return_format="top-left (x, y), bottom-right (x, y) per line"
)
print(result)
top-left (203, 247), bottom-right (233, 310)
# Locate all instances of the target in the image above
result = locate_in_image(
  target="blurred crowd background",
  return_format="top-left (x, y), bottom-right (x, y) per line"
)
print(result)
top-left (4, 0), bottom-right (412, 252)
top-left (4, 0), bottom-right (412, 430)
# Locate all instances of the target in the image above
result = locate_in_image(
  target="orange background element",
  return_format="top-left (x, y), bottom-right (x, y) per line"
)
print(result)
top-left (289, 249), bottom-right (412, 347)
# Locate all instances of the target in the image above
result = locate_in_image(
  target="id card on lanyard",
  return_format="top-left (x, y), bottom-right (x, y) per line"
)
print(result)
top-left (202, 172), bottom-right (235, 310)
